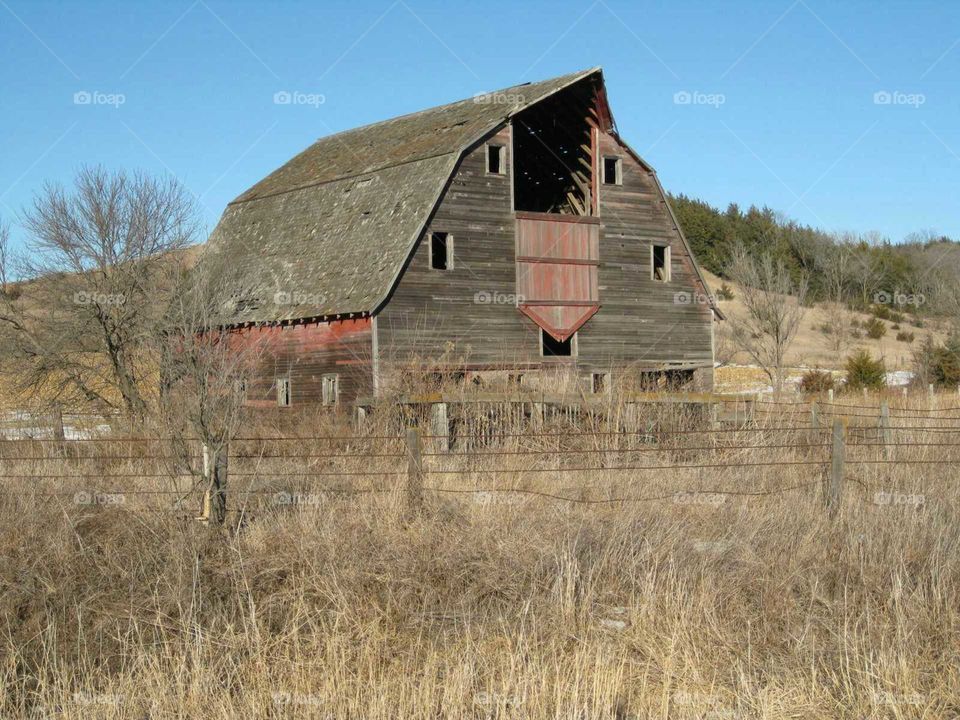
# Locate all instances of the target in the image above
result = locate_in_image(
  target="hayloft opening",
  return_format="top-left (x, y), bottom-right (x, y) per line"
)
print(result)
top-left (430, 232), bottom-right (451, 270)
top-left (512, 79), bottom-right (598, 215)
top-left (541, 330), bottom-right (574, 357)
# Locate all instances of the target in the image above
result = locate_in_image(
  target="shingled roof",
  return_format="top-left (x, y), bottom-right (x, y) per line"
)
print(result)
top-left (205, 67), bottom-right (603, 324)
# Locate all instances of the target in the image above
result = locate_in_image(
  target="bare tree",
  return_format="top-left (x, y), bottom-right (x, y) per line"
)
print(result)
top-left (0, 167), bottom-right (198, 420)
top-left (816, 235), bottom-right (855, 355)
top-left (152, 254), bottom-right (269, 523)
top-left (727, 246), bottom-right (808, 397)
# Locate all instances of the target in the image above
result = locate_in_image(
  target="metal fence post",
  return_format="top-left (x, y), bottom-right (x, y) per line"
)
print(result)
top-left (406, 428), bottom-right (423, 514)
top-left (828, 418), bottom-right (845, 517)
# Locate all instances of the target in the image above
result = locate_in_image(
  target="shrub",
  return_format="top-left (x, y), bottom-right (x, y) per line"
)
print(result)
top-left (892, 324), bottom-right (901, 330)
top-left (845, 350), bottom-right (886, 391)
top-left (717, 283), bottom-right (735, 301)
top-left (872, 304), bottom-right (892, 321)
top-left (890, 311), bottom-right (906, 324)
top-left (799, 368), bottom-right (834, 394)
top-left (864, 317), bottom-right (887, 340)
top-left (913, 336), bottom-right (960, 387)
top-left (896, 331), bottom-right (915, 343)
top-left (818, 322), bottom-right (832, 335)
top-left (913, 318), bottom-right (926, 329)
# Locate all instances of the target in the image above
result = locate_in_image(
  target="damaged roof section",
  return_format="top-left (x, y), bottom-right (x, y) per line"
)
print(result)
top-left (204, 68), bottom-right (604, 324)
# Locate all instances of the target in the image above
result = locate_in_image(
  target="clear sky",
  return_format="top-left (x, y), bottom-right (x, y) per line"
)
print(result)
top-left (1, 0), bottom-right (958, 246)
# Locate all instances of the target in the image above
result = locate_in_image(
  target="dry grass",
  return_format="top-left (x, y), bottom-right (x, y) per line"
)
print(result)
top-left (0, 397), bottom-right (959, 719)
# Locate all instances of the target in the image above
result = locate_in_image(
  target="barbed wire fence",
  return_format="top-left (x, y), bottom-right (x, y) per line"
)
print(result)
top-left (1, 394), bottom-right (959, 524)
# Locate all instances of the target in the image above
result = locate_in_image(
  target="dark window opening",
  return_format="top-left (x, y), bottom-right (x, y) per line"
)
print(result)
top-left (508, 373), bottom-right (524, 386)
top-left (512, 78), bottom-right (598, 215)
top-left (542, 331), bottom-right (573, 357)
top-left (652, 245), bottom-right (669, 282)
top-left (487, 144), bottom-right (505, 175)
top-left (430, 232), bottom-right (451, 270)
top-left (276, 378), bottom-right (291, 407)
top-left (603, 157), bottom-right (621, 185)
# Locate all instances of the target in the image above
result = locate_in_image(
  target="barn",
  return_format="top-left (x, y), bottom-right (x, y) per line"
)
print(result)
top-left (204, 67), bottom-right (720, 407)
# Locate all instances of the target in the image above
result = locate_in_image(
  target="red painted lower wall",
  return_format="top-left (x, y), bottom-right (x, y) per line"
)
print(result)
top-left (229, 318), bottom-right (373, 407)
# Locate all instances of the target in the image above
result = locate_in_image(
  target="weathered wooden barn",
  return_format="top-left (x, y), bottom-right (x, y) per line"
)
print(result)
top-left (205, 67), bottom-right (720, 407)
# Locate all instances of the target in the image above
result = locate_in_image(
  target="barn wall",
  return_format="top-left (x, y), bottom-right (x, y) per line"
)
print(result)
top-left (232, 318), bottom-right (373, 407)
top-left (375, 126), bottom-right (545, 380)
top-left (374, 125), bottom-right (715, 391)
top-left (577, 132), bottom-right (714, 373)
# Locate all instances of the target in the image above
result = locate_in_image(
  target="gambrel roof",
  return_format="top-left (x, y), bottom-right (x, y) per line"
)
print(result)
top-left (205, 68), bottom-right (603, 324)
top-left (204, 67), bottom-right (719, 325)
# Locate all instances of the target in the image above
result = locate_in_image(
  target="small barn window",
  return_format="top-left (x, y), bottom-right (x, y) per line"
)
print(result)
top-left (486, 144), bottom-right (506, 175)
top-left (541, 330), bottom-right (576, 357)
top-left (321, 373), bottom-right (339, 406)
top-left (652, 244), bottom-right (670, 282)
top-left (429, 232), bottom-right (452, 270)
top-left (276, 378), bottom-right (291, 407)
top-left (603, 157), bottom-right (622, 185)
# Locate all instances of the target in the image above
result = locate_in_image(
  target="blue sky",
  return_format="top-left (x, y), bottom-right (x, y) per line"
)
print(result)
top-left (1, 0), bottom-right (958, 246)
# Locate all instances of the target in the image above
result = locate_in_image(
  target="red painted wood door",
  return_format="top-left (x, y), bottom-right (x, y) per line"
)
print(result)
top-left (515, 212), bottom-right (600, 342)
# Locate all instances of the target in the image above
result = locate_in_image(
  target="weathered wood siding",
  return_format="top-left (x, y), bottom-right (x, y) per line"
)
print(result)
top-left (578, 132), bottom-right (713, 372)
top-left (376, 126), bottom-right (544, 373)
top-left (234, 318), bottom-right (373, 407)
top-left (375, 124), bottom-right (714, 386)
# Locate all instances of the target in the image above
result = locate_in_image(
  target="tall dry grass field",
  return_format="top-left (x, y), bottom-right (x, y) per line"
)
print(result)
top-left (0, 395), bottom-right (958, 718)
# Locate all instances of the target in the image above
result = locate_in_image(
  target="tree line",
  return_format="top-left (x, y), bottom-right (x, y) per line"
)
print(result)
top-left (669, 193), bottom-right (959, 316)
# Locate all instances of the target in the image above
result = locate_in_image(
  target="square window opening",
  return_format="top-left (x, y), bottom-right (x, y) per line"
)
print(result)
top-left (652, 244), bottom-right (670, 282)
top-left (541, 330), bottom-right (574, 357)
top-left (321, 373), bottom-right (339, 406)
top-left (276, 378), bottom-right (291, 407)
top-left (603, 157), bottom-right (621, 185)
top-left (487, 144), bottom-right (505, 175)
top-left (430, 232), bottom-right (451, 270)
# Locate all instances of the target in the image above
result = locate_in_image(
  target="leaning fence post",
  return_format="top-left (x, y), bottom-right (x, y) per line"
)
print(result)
top-left (879, 401), bottom-right (891, 460)
top-left (828, 418), bottom-right (845, 517)
top-left (405, 428), bottom-right (423, 514)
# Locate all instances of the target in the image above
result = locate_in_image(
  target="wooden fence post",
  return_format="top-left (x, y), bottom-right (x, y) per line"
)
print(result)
top-left (879, 401), bottom-right (891, 460)
top-left (405, 428), bottom-right (423, 515)
top-left (430, 402), bottom-right (449, 453)
top-left (51, 404), bottom-right (66, 442)
top-left (211, 445), bottom-right (228, 525)
top-left (929, 383), bottom-right (935, 407)
top-left (828, 418), bottom-right (845, 517)
top-left (827, 388), bottom-right (834, 404)
top-left (810, 402), bottom-right (819, 430)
